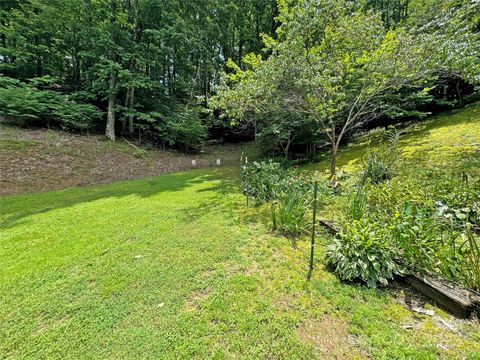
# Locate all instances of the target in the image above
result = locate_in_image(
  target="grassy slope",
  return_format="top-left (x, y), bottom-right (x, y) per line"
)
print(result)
top-left (0, 124), bottom-right (257, 195)
top-left (312, 101), bottom-right (480, 175)
top-left (1, 105), bottom-right (480, 359)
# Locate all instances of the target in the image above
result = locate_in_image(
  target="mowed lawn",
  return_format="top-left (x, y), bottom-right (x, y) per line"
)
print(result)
top-left (2, 105), bottom-right (480, 359)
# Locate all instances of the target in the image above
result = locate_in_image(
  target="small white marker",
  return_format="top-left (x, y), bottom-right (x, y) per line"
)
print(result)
top-left (216, 159), bottom-right (221, 166)
top-left (192, 160), bottom-right (197, 167)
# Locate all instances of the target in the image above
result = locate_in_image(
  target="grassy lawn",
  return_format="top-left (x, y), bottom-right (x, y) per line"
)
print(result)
top-left (1, 104), bottom-right (480, 359)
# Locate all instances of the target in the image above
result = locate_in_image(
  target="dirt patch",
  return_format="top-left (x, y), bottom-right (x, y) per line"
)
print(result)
top-left (296, 315), bottom-right (369, 359)
top-left (183, 288), bottom-right (211, 312)
top-left (0, 125), bottom-right (247, 196)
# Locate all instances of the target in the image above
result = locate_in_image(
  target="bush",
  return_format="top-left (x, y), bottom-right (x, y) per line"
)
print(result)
top-left (0, 76), bottom-right (102, 131)
top-left (326, 219), bottom-right (404, 287)
top-left (360, 129), bottom-right (400, 184)
top-left (53, 99), bottom-right (103, 131)
top-left (155, 107), bottom-right (206, 153)
top-left (240, 162), bottom-right (331, 236)
top-left (240, 160), bottom-right (284, 205)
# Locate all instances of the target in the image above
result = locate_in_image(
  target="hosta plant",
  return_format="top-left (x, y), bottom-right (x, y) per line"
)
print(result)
top-left (326, 219), bottom-right (404, 287)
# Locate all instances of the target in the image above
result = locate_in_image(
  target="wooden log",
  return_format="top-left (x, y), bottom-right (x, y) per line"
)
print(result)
top-left (318, 219), bottom-right (341, 234)
top-left (318, 218), bottom-right (480, 318)
top-left (405, 272), bottom-right (480, 318)
top-left (122, 137), bottom-right (141, 151)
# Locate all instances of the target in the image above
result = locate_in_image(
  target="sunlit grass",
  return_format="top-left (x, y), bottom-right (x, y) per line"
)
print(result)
top-left (1, 104), bottom-right (479, 358)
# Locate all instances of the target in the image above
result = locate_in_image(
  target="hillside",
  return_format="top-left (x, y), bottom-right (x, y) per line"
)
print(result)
top-left (312, 101), bottom-right (480, 175)
top-left (1, 105), bottom-right (479, 359)
top-left (0, 124), bottom-right (253, 195)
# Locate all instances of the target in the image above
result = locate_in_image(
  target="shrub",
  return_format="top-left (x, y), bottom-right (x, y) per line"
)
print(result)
top-left (240, 160), bottom-right (284, 205)
top-left (326, 219), bottom-right (404, 287)
top-left (53, 99), bottom-right (103, 131)
top-left (360, 129), bottom-right (400, 184)
top-left (0, 76), bottom-right (102, 131)
top-left (155, 107), bottom-right (207, 153)
top-left (240, 163), bottom-right (330, 236)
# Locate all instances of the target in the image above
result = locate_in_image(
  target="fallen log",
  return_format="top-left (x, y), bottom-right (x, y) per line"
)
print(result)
top-left (318, 219), bottom-right (341, 234)
top-left (122, 137), bottom-right (141, 151)
top-left (318, 218), bottom-right (480, 318)
top-left (404, 272), bottom-right (480, 319)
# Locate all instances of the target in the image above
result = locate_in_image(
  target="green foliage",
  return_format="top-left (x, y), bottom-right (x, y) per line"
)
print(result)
top-left (1, 0), bottom-right (278, 143)
top-left (240, 160), bottom-right (284, 205)
top-left (461, 226), bottom-right (480, 291)
top-left (275, 173), bottom-right (316, 235)
top-left (240, 160), bottom-right (332, 235)
top-left (215, 0), bottom-right (479, 169)
top-left (360, 147), bottom-right (397, 184)
top-left (344, 188), bottom-right (368, 221)
top-left (390, 202), bottom-right (444, 272)
top-left (53, 99), bottom-right (104, 132)
top-left (156, 108), bottom-right (207, 153)
top-left (360, 129), bottom-right (400, 184)
top-left (326, 219), bottom-right (404, 288)
top-left (0, 77), bottom-right (102, 131)
top-left (134, 148), bottom-right (147, 158)
top-left (276, 192), bottom-right (310, 236)
top-left (337, 167), bottom-right (480, 290)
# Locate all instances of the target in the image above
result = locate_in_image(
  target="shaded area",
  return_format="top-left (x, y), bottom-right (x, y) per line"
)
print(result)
top-left (0, 168), bottom-right (239, 229)
top-left (0, 124), bottom-right (256, 196)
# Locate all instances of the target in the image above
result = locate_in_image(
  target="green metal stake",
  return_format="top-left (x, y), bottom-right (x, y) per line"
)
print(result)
top-left (309, 174), bottom-right (319, 277)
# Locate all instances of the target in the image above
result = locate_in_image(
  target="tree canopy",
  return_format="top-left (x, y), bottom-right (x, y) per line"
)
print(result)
top-left (1, 0), bottom-right (478, 156)
top-left (1, 0), bottom-right (277, 147)
top-left (213, 0), bottom-right (479, 174)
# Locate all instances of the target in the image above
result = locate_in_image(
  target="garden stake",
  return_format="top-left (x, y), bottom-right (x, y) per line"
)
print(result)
top-left (308, 175), bottom-right (319, 279)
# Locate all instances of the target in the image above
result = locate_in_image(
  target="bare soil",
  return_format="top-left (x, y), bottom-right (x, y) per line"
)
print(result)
top-left (0, 124), bottom-right (249, 196)
top-left (296, 315), bottom-right (369, 359)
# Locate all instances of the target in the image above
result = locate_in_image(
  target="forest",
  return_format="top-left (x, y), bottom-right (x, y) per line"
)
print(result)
top-left (1, 0), bottom-right (480, 358)
top-left (1, 0), bottom-right (478, 156)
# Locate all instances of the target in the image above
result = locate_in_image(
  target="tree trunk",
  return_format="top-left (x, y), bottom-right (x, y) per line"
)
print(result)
top-left (328, 122), bottom-right (337, 181)
top-left (284, 134), bottom-right (292, 159)
top-left (105, 71), bottom-right (117, 141)
top-left (455, 80), bottom-right (462, 107)
top-left (330, 142), bottom-right (337, 181)
top-left (127, 86), bottom-right (135, 134)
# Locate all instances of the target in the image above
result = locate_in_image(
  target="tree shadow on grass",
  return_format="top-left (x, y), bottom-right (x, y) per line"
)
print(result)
top-left (0, 168), bottom-right (238, 229)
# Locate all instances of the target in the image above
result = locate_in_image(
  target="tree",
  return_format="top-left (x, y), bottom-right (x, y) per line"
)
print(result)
top-left (214, 0), bottom-right (478, 179)
top-left (1, 0), bottom-right (278, 148)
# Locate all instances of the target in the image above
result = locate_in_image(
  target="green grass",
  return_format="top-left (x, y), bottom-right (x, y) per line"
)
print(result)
top-left (1, 104), bottom-right (480, 358)
top-left (0, 138), bottom-right (38, 150)
top-left (308, 101), bottom-right (480, 175)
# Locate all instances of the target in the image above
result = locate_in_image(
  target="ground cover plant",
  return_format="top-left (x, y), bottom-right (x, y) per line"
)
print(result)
top-left (2, 0), bottom-right (480, 358)
top-left (323, 103), bottom-right (480, 290)
top-left (2, 167), bottom-right (480, 359)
